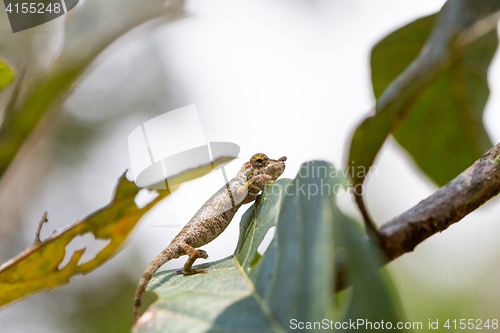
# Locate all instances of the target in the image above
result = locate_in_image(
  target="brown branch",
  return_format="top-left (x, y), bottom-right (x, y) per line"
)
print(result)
top-left (379, 142), bottom-right (500, 260)
top-left (336, 142), bottom-right (500, 290)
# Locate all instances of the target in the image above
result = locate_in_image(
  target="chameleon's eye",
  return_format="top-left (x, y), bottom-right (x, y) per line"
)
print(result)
top-left (250, 153), bottom-right (269, 168)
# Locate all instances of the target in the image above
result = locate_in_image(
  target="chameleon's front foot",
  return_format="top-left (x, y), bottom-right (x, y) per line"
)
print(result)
top-left (197, 249), bottom-right (209, 259)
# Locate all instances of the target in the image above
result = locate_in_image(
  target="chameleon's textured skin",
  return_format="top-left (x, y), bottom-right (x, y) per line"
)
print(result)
top-left (134, 153), bottom-right (286, 320)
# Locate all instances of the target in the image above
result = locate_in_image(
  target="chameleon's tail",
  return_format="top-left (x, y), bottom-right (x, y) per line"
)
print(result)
top-left (134, 246), bottom-right (176, 321)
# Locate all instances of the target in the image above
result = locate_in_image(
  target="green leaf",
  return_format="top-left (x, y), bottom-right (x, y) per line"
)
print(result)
top-left (335, 217), bottom-right (401, 326)
top-left (134, 162), bottom-right (401, 332)
top-left (0, 156), bottom-right (232, 307)
top-left (0, 0), bottom-right (184, 181)
top-left (0, 59), bottom-right (14, 90)
top-left (348, 0), bottom-right (500, 188)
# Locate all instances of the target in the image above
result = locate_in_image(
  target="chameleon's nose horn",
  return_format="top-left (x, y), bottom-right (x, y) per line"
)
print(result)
top-left (279, 156), bottom-right (287, 162)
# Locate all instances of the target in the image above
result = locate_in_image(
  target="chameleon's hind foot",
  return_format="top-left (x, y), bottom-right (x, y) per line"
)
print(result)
top-left (176, 268), bottom-right (208, 275)
top-left (177, 247), bottom-right (209, 275)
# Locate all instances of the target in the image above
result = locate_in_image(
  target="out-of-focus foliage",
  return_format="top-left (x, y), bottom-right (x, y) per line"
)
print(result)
top-left (348, 0), bottom-right (500, 188)
top-left (68, 272), bottom-right (142, 333)
top-left (134, 162), bottom-right (401, 333)
top-left (0, 0), bottom-right (184, 180)
top-left (0, 157), bottom-right (232, 307)
top-left (0, 59), bottom-right (14, 90)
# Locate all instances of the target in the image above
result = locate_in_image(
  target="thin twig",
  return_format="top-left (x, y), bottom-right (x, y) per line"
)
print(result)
top-left (33, 211), bottom-right (48, 245)
top-left (354, 193), bottom-right (385, 251)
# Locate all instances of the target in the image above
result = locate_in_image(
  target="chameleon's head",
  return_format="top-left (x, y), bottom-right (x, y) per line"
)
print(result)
top-left (244, 153), bottom-right (287, 181)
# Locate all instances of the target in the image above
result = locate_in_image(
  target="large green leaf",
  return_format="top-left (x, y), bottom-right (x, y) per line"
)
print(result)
top-left (134, 162), bottom-right (401, 333)
top-left (0, 157), bottom-right (232, 307)
top-left (348, 0), bottom-right (500, 188)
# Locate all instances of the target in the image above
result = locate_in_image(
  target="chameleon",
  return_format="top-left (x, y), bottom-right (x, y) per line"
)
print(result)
top-left (134, 153), bottom-right (287, 320)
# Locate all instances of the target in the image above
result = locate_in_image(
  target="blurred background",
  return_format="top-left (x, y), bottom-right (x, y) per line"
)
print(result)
top-left (1, 0), bottom-right (500, 331)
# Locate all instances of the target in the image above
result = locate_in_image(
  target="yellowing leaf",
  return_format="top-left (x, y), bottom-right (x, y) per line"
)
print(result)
top-left (0, 156), bottom-right (233, 307)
